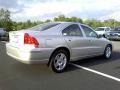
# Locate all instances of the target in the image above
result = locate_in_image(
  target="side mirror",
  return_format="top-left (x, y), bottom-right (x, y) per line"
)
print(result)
top-left (98, 34), bottom-right (107, 38)
top-left (97, 34), bottom-right (103, 38)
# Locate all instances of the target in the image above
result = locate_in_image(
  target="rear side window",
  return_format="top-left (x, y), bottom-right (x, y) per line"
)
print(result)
top-left (62, 24), bottom-right (83, 37)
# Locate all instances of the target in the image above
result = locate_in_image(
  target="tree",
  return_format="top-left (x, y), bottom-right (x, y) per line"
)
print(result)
top-left (0, 8), bottom-right (13, 31)
top-left (103, 19), bottom-right (120, 28)
top-left (69, 16), bottom-right (83, 23)
top-left (54, 15), bottom-right (66, 21)
top-left (84, 19), bottom-right (103, 29)
top-left (45, 19), bottom-right (51, 22)
top-left (54, 15), bottom-right (83, 23)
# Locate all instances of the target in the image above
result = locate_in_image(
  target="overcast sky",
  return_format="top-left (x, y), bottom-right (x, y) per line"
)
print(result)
top-left (0, 0), bottom-right (120, 22)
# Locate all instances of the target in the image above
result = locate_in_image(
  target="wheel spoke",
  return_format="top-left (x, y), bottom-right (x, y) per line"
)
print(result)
top-left (59, 64), bottom-right (64, 70)
top-left (54, 60), bottom-right (58, 68)
top-left (60, 53), bottom-right (65, 60)
top-left (55, 54), bottom-right (60, 60)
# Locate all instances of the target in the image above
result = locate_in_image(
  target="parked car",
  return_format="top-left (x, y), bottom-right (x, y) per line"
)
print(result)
top-left (0, 28), bottom-right (6, 36)
top-left (6, 22), bottom-right (112, 73)
top-left (0, 28), bottom-right (9, 41)
top-left (106, 27), bottom-right (120, 40)
top-left (95, 27), bottom-right (111, 37)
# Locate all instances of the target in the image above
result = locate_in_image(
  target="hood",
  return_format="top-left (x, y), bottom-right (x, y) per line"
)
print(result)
top-left (96, 31), bottom-right (105, 35)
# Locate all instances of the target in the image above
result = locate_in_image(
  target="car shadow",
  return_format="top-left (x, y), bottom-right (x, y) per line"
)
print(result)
top-left (10, 51), bottom-right (120, 74)
top-left (65, 51), bottom-right (120, 72)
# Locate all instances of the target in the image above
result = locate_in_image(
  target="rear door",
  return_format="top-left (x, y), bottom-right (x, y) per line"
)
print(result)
top-left (62, 24), bottom-right (90, 60)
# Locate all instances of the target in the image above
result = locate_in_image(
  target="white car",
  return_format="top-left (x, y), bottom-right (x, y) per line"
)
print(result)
top-left (95, 27), bottom-right (111, 37)
top-left (6, 22), bottom-right (112, 73)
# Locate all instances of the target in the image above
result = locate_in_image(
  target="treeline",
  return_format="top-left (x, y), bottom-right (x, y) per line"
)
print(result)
top-left (12, 20), bottom-right (43, 30)
top-left (54, 15), bottom-right (120, 29)
top-left (0, 8), bottom-right (13, 31)
top-left (1, 8), bottom-right (120, 31)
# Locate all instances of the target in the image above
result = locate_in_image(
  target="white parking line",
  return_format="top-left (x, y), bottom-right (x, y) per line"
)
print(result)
top-left (71, 63), bottom-right (120, 82)
top-left (0, 41), bottom-right (7, 43)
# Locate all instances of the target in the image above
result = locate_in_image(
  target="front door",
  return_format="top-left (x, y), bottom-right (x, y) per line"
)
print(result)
top-left (81, 25), bottom-right (104, 56)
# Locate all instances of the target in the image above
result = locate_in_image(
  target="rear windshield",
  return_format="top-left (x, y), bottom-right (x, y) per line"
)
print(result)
top-left (29, 23), bottom-right (60, 31)
top-left (95, 28), bottom-right (105, 31)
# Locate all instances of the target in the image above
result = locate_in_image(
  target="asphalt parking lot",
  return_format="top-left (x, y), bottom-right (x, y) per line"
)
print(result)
top-left (0, 41), bottom-right (120, 90)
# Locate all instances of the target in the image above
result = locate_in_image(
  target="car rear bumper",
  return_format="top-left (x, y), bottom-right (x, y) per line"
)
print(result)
top-left (6, 44), bottom-right (53, 64)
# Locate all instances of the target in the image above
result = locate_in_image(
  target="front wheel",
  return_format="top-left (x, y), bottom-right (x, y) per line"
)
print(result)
top-left (50, 50), bottom-right (69, 73)
top-left (103, 45), bottom-right (112, 59)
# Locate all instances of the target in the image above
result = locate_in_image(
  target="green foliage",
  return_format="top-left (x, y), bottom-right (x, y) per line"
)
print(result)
top-left (54, 15), bottom-right (83, 23)
top-left (45, 19), bottom-right (52, 23)
top-left (54, 15), bottom-right (120, 29)
top-left (84, 19), bottom-right (104, 29)
top-left (1, 8), bottom-right (120, 31)
top-left (12, 20), bottom-right (43, 30)
top-left (103, 19), bottom-right (120, 28)
top-left (0, 8), bottom-right (13, 31)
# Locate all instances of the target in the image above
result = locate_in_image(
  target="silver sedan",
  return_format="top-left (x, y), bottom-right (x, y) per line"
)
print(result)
top-left (6, 22), bottom-right (112, 73)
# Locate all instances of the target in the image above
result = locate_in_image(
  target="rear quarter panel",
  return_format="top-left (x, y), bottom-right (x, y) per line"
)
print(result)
top-left (33, 35), bottom-right (70, 60)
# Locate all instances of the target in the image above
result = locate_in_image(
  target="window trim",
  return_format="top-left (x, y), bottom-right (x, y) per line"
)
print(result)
top-left (62, 24), bottom-right (83, 37)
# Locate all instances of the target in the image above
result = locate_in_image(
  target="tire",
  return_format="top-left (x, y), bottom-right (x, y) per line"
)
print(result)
top-left (50, 49), bottom-right (69, 73)
top-left (103, 45), bottom-right (112, 59)
top-left (103, 34), bottom-right (107, 38)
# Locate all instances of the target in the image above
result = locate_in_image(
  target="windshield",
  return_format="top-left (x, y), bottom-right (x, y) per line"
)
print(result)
top-left (114, 28), bottom-right (120, 31)
top-left (95, 28), bottom-right (105, 31)
top-left (29, 22), bottom-right (60, 31)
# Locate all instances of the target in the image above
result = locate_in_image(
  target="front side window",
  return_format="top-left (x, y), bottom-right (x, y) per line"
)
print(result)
top-left (105, 28), bottom-right (110, 31)
top-left (81, 25), bottom-right (97, 38)
top-left (62, 24), bottom-right (83, 37)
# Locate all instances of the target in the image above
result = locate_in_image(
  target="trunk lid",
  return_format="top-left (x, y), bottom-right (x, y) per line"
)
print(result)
top-left (9, 31), bottom-right (24, 47)
top-left (9, 30), bottom-right (41, 47)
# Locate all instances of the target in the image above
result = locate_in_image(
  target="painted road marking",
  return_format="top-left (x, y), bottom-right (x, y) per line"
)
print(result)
top-left (72, 63), bottom-right (120, 82)
top-left (1, 41), bottom-right (7, 43)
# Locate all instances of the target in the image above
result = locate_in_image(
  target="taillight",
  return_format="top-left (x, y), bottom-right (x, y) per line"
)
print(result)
top-left (24, 33), bottom-right (39, 48)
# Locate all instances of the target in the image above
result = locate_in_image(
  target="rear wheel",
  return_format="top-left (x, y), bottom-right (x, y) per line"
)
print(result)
top-left (103, 45), bottom-right (112, 59)
top-left (50, 49), bottom-right (69, 73)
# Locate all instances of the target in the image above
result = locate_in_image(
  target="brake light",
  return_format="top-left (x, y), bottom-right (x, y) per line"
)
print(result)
top-left (24, 33), bottom-right (39, 48)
